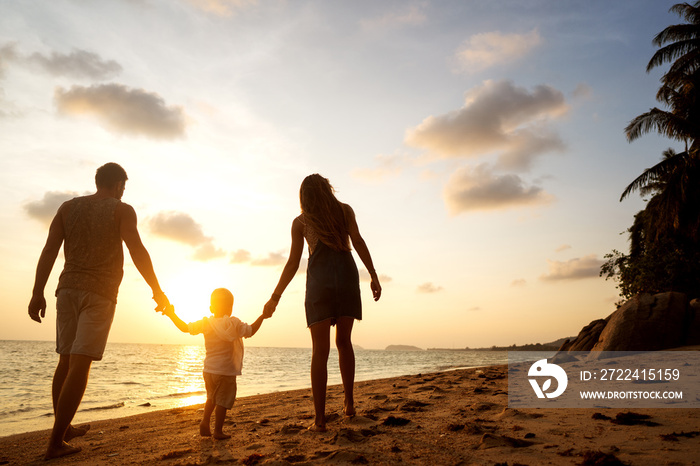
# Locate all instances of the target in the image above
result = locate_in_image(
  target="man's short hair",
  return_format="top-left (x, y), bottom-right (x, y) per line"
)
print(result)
top-left (95, 163), bottom-right (128, 189)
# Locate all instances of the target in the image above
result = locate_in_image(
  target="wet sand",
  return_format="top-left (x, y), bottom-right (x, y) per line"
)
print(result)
top-left (1, 365), bottom-right (698, 465)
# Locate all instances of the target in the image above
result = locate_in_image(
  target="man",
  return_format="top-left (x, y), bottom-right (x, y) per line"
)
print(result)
top-left (28, 162), bottom-right (169, 460)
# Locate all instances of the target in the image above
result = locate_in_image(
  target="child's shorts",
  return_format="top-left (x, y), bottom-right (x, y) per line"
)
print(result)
top-left (203, 372), bottom-right (237, 409)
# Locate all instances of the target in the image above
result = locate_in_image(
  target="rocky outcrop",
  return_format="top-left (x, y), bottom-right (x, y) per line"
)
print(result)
top-left (559, 292), bottom-right (700, 353)
top-left (558, 319), bottom-right (608, 352)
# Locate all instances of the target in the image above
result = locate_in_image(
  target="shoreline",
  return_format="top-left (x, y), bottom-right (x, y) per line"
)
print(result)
top-left (1, 365), bottom-right (698, 465)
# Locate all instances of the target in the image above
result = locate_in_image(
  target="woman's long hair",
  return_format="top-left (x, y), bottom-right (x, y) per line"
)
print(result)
top-left (299, 174), bottom-right (351, 252)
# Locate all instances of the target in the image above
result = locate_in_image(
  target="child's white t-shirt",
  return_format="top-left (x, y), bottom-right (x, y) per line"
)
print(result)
top-left (188, 316), bottom-right (253, 376)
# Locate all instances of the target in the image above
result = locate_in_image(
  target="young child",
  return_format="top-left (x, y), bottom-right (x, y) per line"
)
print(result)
top-left (162, 288), bottom-right (268, 439)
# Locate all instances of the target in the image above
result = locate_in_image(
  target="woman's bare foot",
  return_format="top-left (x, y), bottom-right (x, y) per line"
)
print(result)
top-left (44, 441), bottom-right (82, 460)
top-left (64, 424), bottom-right (90, 442)
top-left (343, 399), bottom-right (356, 417)
top-left (343, 398), bottom-right (357, 417)
top-left (213, 432), bottom-right (231, 440)
top-left (199, 422), bottom-right (212, 437)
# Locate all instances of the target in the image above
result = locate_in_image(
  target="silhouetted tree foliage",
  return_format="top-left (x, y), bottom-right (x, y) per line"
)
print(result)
top-left (602, 2), bottom-right (700, 301)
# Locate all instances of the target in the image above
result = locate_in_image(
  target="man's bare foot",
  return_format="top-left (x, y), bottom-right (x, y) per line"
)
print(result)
top-left (213, 432), bottom-right (231, 440)
top-left (307, 423), bottom-right (327, 432)
top-left (44, 442), bottom-right (82, 460)
top-left (199, 422), bottom-right (212, 437)
top-left (64, 424), bottom-right (90, 442)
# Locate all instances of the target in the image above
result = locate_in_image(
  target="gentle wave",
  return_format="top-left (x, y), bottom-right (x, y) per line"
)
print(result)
top-left (81, 402), bottom-right (125, 412)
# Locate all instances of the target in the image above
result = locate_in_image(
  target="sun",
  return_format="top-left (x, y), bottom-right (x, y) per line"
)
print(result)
top-left (164, 262), bottom-right (232, 324)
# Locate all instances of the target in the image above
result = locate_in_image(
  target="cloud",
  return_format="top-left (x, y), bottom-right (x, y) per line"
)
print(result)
top-left (0, 43), bottom-right (19, 79)
top-left (251, 251), bottom-right (287, 267)
top-left (54, 84), bottom-right (186, 139)
top-left (540, 254), bottom-right (605, 281)
top-left (405, 80), bottom-right (567, 171)
top-left (28, 49), bottom-right (122, 80)
top-left (572, 83), bottom-right (593, 100)
top-left (359, 269), bottom-right (392, 283)
top-left (230, 249), bottom-right (252, 264)
top-left (193, 243), bottom-right (227, 261)
top-left (353, 153), bottom-right (410, 181)
top-left (149, 211), bottom-right (225, 262)
top-left (555, 244), bottom-right (572, 253)
top-left (185, 0), bottom-right (256, 16)
top-left (149, 211), bottom-right (211, 246)
top-left (417, 282), bottom-right (443, 293)
top-left (23, 191), bottom-right (82, 224)
top-left (361, 4), bottom-right (427, 30)
top-left (230, 249), bottom-right (308, 273)
top-left (510, 279), bottom-right (527, 287)
top-left (453, 29), bottom-right (542, 73)
top-left (443, 164), bottom-right (553, 214)
top-left (0, 42), bottom-right (121, 80)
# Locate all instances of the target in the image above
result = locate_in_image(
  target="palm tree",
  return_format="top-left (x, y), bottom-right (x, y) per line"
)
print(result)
top-left (605, 2), bottom-right (700, 298)
top-left (647, 2), bottom-right (700, 87)
top-left (626, 2), bottom-right (700, 145)
top-left (622, 2), bottom-right (700, 241)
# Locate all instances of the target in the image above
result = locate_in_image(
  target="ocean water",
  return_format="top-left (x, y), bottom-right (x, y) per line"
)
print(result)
top-left (0, 340), bottom-right (509, 437)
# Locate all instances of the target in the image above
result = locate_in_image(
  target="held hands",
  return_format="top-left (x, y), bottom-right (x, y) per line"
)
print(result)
top-left (263, 299), bottom-right (277, 318)
top-left (152, 291), bottom-right (170, 314)
top-left (28, 294), bottom-right (47, 323)
top-left (161, 304), bottom-right (175, 317)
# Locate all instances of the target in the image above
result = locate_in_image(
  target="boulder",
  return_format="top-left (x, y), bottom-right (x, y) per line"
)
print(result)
top-left (558, 318), bottom-right (608, 352)
top-left (591, 292), bottom-right (688, 352)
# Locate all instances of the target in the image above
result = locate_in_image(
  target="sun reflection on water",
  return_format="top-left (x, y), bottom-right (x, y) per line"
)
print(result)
top-left (171, 345), bottom-right (207, 407)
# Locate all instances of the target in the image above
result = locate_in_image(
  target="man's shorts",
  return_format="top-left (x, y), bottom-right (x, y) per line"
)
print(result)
top-left (56, 288), bottom-right (116, 361)
top-left (203, 372), bottom-right (238, 409)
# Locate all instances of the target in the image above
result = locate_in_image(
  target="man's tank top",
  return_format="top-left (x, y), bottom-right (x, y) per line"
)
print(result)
top-left (56, 196), bottom-right (124, 302)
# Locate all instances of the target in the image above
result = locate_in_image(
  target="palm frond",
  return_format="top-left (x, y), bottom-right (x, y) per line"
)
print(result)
top-left (620, 149), bottom-right (686, 201)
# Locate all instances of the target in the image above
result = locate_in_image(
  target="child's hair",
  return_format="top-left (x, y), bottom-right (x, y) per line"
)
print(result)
top-left (210, 288), bottom-right (234, 315)
top-left (299, 174), bottom-right (350, 252)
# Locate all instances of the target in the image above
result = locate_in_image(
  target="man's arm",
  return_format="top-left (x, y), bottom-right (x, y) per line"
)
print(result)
top-left (28, 204), bottom-right (67, 323)
top-left (118, 203), bottom-right (169, 311)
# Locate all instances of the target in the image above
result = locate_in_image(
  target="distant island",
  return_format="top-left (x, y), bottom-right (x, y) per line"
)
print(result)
top-left (385, 345), bottom-right (423, 351)
top-left (428, 337), bottom-right (573, 352)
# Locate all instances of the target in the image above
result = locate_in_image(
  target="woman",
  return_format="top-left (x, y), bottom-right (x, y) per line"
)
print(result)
top-left (264, 174), bottom-right (381, 431)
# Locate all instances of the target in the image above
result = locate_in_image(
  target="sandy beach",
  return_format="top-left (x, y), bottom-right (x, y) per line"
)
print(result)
top-left (1, 364), bottom-right (698, 465)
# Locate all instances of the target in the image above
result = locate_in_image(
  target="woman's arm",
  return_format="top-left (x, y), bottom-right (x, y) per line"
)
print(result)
top-left (263, 217), bottom-right (305, 316)
top-left (345, 204), bottom-right (382, 301)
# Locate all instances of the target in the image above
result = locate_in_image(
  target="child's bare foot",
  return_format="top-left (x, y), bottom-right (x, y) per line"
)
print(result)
top-left (64, 424), bottom-right (90, 442)
top-left (199, 422), bottom-right (212, 437)
top-left (44, 441), bottom-right (82, 460)
top-left (213, 432), bottom-right (231, 440)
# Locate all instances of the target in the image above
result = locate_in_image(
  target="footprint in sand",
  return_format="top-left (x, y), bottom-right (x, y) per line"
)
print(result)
top-left (400, 400), bottom-right (430, 412)
top-left (330, 428), bottom-right (372, 446)
top-left (495, 407), bottom-right (544, 419)
top-left (476, 433), bottom-right (536, 450)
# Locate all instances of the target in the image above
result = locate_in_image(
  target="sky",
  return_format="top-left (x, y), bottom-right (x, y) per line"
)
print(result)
top-left (0, 0), bottom-right (681, 350)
